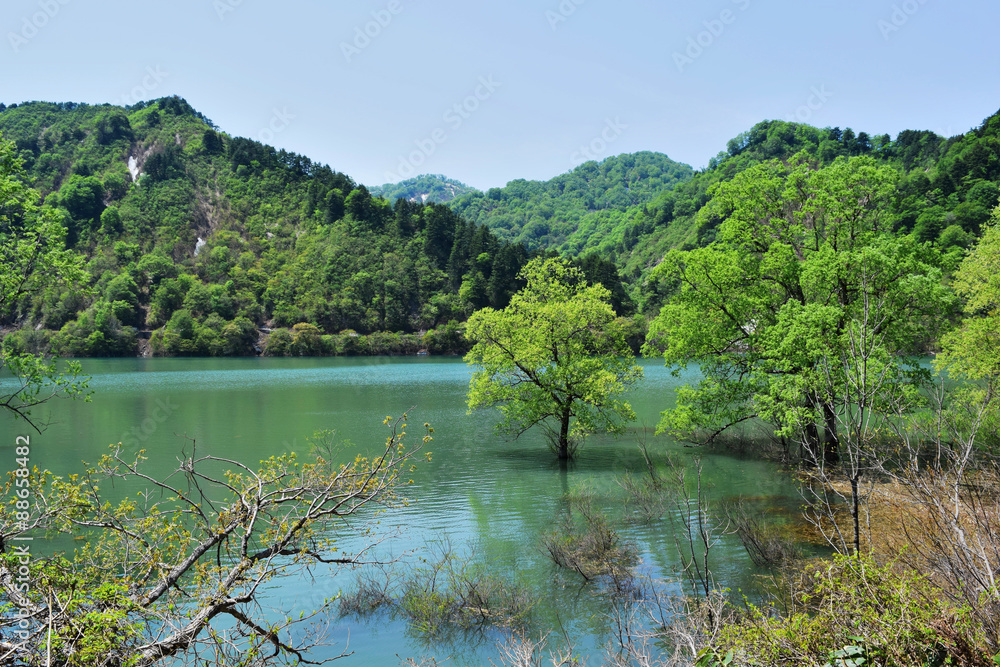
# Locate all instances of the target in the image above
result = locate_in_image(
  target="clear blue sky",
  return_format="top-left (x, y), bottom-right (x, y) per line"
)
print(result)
top-left (2, 0), bottom-right (997, 190)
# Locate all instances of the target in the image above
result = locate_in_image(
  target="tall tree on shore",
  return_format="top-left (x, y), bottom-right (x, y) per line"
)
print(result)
top-left (645, 155), bottom-right (954, 464)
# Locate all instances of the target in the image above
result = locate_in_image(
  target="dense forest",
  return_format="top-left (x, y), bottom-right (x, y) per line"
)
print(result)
top-left (414, 114), bottom-right (1000, 316)
top-left (0, 98), bottom-right (610, 357)
top-left (1, 96), bottom-right (999, 358)
top-left (605, 120), bottom-right (999, 284)
top-left (447, 151), bottom-right (695, 253)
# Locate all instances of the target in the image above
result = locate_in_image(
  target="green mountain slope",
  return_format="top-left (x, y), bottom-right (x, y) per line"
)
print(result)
top-left (446, 152), bottom-right (695, 253)
top-left (593, 117), bottom-right (1000, 314)
top-left (0, 98), bottom-right (534, 357)
top-left (3, 96), bottom-right (998, 356)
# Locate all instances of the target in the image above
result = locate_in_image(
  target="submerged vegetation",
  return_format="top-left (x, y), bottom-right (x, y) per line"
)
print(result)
top-left (339, 542), bottom-right (534, 638)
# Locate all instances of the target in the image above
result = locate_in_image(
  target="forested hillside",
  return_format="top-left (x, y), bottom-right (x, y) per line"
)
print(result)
top-left (0, 98), bottom-right (537, 357)
top-left (2, 96), bottom-right (999, 357)
top-left (446, 152), bottom-right (695, 253)
top-left (557, 117), bottom-right (1000, 314)
top-left (436, 117), bottom-right (999, 316)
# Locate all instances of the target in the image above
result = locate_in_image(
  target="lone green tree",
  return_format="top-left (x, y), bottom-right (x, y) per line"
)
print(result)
top-left (465, 257), bottom-right (643, 460)
top-left (645, 155), bottom-right (953, 465)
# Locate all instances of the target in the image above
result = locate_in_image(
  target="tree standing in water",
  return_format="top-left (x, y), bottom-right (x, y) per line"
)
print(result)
top-left (465, 257), bottom-right (642, 460)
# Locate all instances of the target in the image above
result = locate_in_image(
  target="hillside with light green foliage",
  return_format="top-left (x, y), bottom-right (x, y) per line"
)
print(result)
top-left (0, 98), bottom-right (541, 357)
top-left (1, 96), bottom-right (999, 356)
top-left (447, 151), bottom-right (695, 254)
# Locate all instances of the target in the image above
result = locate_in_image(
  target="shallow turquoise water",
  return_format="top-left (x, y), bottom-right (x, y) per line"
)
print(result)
top-left (0, 357), bottom-right (801, 664)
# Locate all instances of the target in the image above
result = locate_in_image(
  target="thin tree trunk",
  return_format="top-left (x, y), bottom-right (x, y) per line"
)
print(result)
top-left (803, 420), bottom-right (820, 467)
top-left (851, 475), bottom-right (861, 556)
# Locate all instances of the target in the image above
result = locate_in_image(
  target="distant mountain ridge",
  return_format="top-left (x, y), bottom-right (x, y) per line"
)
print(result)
top-left (370, 174), bottom-right (478, 204)
top-left (445, 151), bottom-right (695, 253)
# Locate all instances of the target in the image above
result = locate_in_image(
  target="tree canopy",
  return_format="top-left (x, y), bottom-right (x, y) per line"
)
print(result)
top-left (0, 133), bottom-right (89, 428)
top-left (645, 155), bottom-right (954, 461)
top-left (941, 205), bottom-right (1000, 384)
top-left (465, 257), bottom-right (642, 459)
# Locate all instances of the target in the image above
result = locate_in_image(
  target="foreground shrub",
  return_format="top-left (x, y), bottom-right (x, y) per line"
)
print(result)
top-left (699, 554), bottom-right (993, 667)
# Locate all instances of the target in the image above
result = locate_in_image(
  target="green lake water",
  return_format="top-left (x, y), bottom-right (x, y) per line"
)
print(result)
top-left (0, 357), bottom-right (803, 664)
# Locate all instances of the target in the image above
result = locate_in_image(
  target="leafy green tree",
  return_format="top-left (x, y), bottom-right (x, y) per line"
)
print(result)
top-left (290, 322), bottom-right (324, 355)
top-left (465, 257), bottom-right (643, 460)
top-left (59, 175), bottom-right (105, 221)
top-left (94, 109), bottom-right (133, 145)
top-left (941, 205), bottom-right (1000, 387)
top-left (104, 273), bottom-right (141, 325)
top-left (99, 206), bottom-right (123, 234)
top-left (0, 134), bottom-right (89, 428)
top-left (202, 128), bottom-right (224, 154)
top-left (324, 188), bottom-right (346, 224)
top-left (646, 156), bottom-right (953, 464)
top-left (264, 328), bottom-right (293, 356)
top-left (220, 316), bottom-right (258, 355)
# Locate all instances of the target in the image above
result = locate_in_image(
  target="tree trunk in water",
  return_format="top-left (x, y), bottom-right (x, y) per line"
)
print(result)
top-left (558, 409), bottom-right (571, 460)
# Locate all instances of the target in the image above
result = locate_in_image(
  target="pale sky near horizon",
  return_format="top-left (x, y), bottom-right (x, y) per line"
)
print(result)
top-left (1, 0), bottom-right (997, 190)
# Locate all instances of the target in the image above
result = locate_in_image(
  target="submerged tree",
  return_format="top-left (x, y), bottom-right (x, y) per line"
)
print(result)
top-left (0, 417), bottom-right (431, 665)
top-left (465, 257), bottom-right (642, 460)
top-left (646, 155), bottom-right (954, 464)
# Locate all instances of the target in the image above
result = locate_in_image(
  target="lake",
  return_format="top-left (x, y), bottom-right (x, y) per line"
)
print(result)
top-left (1, 357), bottom-right (802, 665)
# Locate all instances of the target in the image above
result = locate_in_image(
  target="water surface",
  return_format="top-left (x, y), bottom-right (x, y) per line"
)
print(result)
top-left (1, 357), bottom-right (800, 664)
